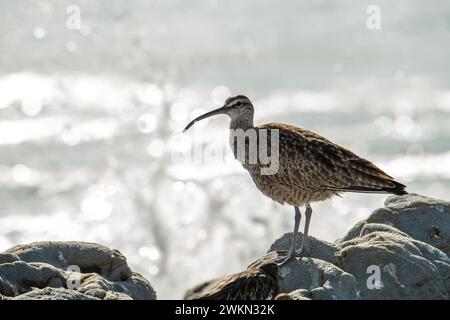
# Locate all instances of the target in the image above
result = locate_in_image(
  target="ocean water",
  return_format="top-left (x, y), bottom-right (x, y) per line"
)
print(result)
top-left (0, 0), bottom-right (449, 298)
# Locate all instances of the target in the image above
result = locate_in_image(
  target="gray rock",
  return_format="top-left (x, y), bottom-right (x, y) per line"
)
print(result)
top-left (0, 241), bottom-right (156, 300)
top-left (186, 193), bottom-right (450, 300)
top-left (338, 194), bottom-right (450, 257)
top-left (250, 252), bottom-right (358, 300)
top-left (13, 287), bottom-right (100, 300)
top-left (5, 241), bottom-right (132, 281)
top-left (269, 232), bottom-right (340, 264)
top-left (275, 289), bottom-right (311, 300)
top-left (0, 261), bottom-right (66, 296)
top-left (332, 194), bottom-right (450, 299)
top-left (337, 226), bottom-right (450, 299)
top-left (78, 272), bottom-right (156, 300)
top-left (186, 251), bottom-right (358, 300)
top-left (0, 253), bottom-right (20, 264)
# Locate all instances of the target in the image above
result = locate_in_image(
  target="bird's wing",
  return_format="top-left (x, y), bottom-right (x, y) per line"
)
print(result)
top-left (258, 122), bottom-right (407, 195)
top-left (191, 272), bottom-right (275, 300)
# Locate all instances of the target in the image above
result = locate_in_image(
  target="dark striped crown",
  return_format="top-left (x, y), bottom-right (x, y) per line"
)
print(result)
top-left (224, 95), bottom-right (252, 108)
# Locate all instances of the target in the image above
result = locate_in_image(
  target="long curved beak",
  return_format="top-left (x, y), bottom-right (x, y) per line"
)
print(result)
top-left (183, 106), bottom-right (227, 132)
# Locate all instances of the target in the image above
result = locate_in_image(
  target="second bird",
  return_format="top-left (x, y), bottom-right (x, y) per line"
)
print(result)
top-left (184, 95), bottom-right (407, 265)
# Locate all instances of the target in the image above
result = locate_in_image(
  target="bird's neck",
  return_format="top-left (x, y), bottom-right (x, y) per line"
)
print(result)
top-left (229, 116), bottom-right (254, 131)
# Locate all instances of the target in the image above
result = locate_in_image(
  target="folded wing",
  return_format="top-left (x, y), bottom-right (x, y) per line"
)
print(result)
top-left (258, 122), bottom-right (407, 195)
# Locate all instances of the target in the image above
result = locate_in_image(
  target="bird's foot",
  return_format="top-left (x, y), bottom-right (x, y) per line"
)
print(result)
top-left (295, 246), bottom-right (311, 257)
top-left (275, 251), bottom-right (297, 267)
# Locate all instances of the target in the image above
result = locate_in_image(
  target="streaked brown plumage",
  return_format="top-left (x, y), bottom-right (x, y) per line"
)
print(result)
top-left (185, 263), bottom-right (279, 300)
top-left (247, 122), bottom-right (407, 205)
top-left (184, 94), bottom-right (407, 264)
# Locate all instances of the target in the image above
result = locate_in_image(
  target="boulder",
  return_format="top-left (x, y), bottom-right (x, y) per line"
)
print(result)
top-left (337, 224), bottom-right (450, 299)
top-left (13, 287), bottom-right (99, 300)
top-left (185, 194), bottom-right (450, 300)
top-left (251, 251), bottom-right (358, 300)
top-left (338, 194), bottom-right (450, 257)
top-left (269, 233), bottom-right (340, 264)
top-left (0, 241), bottom-right (156, 300)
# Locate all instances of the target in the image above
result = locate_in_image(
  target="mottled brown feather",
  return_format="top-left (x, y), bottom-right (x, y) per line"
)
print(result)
top-left (257, 122), bottom-right (407, 196)
top-left (186, 263), bottom-right (279, 300)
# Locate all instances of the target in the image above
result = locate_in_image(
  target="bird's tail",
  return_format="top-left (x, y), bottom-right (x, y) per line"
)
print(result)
top-left (327, 179), bottom-right (408, 195)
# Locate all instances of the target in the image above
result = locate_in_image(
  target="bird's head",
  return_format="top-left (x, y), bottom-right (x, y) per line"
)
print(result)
top-left (183, 95), bottom-right (254, 132)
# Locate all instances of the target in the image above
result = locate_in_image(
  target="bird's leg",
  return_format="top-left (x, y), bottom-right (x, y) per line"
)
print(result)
top-left (296, 204), bottom-right (312, 257)
top-left (289, 206), bottom-right (302, 254)
top-left (277, 206), bottom-right (301, 266)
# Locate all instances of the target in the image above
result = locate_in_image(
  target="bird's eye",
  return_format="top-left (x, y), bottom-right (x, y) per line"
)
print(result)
top-left (236, 102), bottom-right (242, 107)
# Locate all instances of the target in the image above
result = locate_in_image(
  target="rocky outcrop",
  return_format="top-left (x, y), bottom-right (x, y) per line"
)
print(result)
top-left (336, 225), bottom-right (449, 299)
top-left (337, 194), bottom-right (450, 257)
top-left (2, 194), bottom-right (449, 300)
top-left (251, 251), bottom-right (358, 300)
top-left (0, 241), bottom-right (156, 300)
top-left (186, 194), bottom-right (450, 300)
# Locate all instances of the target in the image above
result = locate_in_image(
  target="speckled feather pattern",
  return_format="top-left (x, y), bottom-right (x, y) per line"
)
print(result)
top-left (229, 121), bottom-right (407, 206)
top-left (188, 264), bottom-right (279, 300)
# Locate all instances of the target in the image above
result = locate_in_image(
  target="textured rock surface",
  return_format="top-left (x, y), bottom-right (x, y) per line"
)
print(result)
top-left (0, 241), bottom-right (156, 300)
top-left (338, 194), bottom-right (450, 256)
top-left (337, 225), bottom-right (450, 299)
top-left (269, 233), bottom-right (340, 264)
top-left (251, 251), bottom-right (358, 300)
top-left (186, 194), bottom-right (450, 300)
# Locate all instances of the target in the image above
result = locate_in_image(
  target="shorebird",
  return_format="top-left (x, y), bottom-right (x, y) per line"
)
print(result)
top-left (184, 95), bottom-right (407, 265)
top-left (185, 262), bottom-right (279, 300)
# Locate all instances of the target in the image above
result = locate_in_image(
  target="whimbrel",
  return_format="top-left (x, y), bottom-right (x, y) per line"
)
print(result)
top-left (185, 262), bottom-right (279, 300)
top-left (184, 95), bottom-right (407, 264)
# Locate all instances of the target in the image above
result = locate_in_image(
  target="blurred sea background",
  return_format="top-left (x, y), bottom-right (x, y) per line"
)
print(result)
top-left (0, 0), bottom-right (449, 298)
